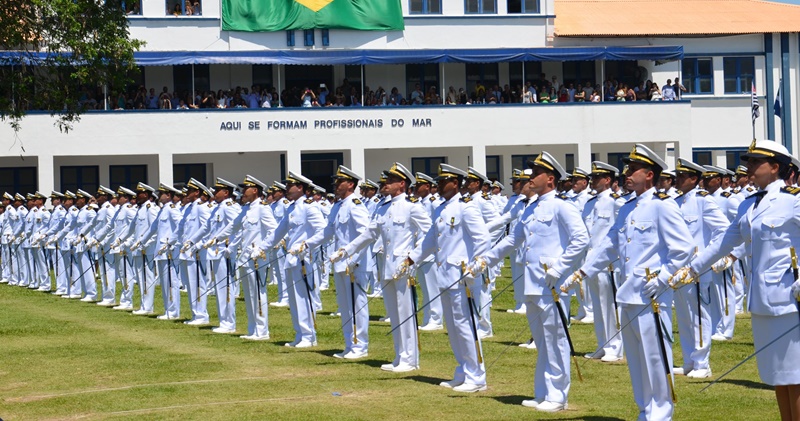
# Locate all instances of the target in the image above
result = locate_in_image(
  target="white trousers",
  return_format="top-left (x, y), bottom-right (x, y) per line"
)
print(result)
top-left (116, 253), bottom-right (136, 307)
top-left (241, 260), bottom-right (269, 338)
top-left (526, 294), bottom-right (571, 404)
top-left (732, 259), bottom-right (745, 313)
top-left (157, 258), bottom-right (181, 318)
top-left (30, 247), bottom-right (47, 288)
top-left (673, 280), bottom-right (712, 371)
top-left (286, 259), bottom-right (317, 344)
top-left (95, 252), bottom-right (115, 302)
top-left (383, 276), bottom-right (417, 367)
top-left (70, 251), bottom-right (96, 299)
top-left (710, 269), bottom-right (735, 338)
top-left (134, 253), bottom-right (156, 312)
top-left (181, 258), bottom-right (209, 323)
top-left (471, 276), bottom-right (492, 336)
top-left (417, 261), bottom-right (443, 326)
top-left (620, 303), bottom-right (674, 421)
top-left (272, 250), bottom-right (289, 304)
top-left (210, 258), bottom-right (236, 330)
top-left (588, 269), bottom-right (623, 359)
top-left (442, 285), bottom-right (486, 386)
top-left (334, 270), bottom-right (369, 354)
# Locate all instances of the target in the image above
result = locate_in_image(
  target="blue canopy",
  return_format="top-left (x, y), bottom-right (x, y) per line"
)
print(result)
top-left (133, 46), bottom-right (682, 66)
top-left (0, 46), bottom-right (683, 66)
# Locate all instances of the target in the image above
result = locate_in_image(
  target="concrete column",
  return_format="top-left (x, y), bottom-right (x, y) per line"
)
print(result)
top-left (713, 150), bottom-right (728, 168)
top-left (157, 153), bottom-right (173, 187)
top-left (502, 152), bottom-right (513, 188)
top-left (285, 146), bottom-right (302, 173)
top-left (350, 146), bottom-right (366, 181)
top-left (577, 141), bottom-right (591, 171)
top-left (471, 144), bottom-right (487, 175)
top-left (37, 154), bottom-right (54, 194)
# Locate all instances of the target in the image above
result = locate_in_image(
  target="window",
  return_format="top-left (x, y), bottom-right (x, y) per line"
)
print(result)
top-left (563, 61), bottom-right (597, 87)
top-left (301, 153), bottom-right (343, 190)
top-left (123, 0), bottom-right (142, 15)
top-left (0, 167), bottom-right (37, 195)
top-left (252, 65), bottom-right (273, 89)
top-left (321, 29), bottom-right (330, 46)
top-left (682, 58), bottom-right (713, 94)
top-left (410, 0), bottom-right (441, 14)
top-left (405, 64), bottom-right (440, 103)
top-left (507, 0), bottom-right (538, 13)
top-left (486, 156), bottom-right (500, 181)
top-left (286, 31), bottom-right (295, 47)
top-left (509, 62), bottom-right (543, 90)
top-left (465, 0), bottom-right (496, 14)
top-left (303, 30), bottom-right (315, 47)
top-left (412, 157), bottom-right (446, 176)
top-left (607, 153), bottom-right (628, 173)
top-left (173, 164), bottom-right (206, 185)
top-left (173, 64), bottom-right (210, 98)
top-left (61, 166), bottom-right (99, 193)
top-left (723, 57), bottom-right (755, 94)
top-left (692, 151), bottom-right (712, 166)
top-left (511, 154), bottom-right (537, 171)
top-left (726, 150), bottom-right (746, 170)
top-left (165, 0), bottom-right (201, 16)
top-left (591, 153), bottom-right (597, 162)
top-left (565, 154), bottom-right (575, 173)
top-left (345, 65), bottom-right (363, 91)
top-left (110, 165), bottom-right (147, 190)
top-left (466, 63), bottom-right (499, 101)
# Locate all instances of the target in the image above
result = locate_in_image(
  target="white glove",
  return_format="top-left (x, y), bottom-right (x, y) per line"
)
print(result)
top-left (467, 256), bottom-right (488, 277)
top-left (393, 260), bottom-right (412, 279)
top-left (792, 280), bottom-right (800, 301)
top-left (561, 271), bottom-right (584, 293)
top-left (330, 248), bottom-right (347, 263)
top-left (712, 255), bottom-right (735, 273)
top-left (669, 266), bottom-right (698, 287)
top-left (544, 267), bottom-right (561, 289)
top-left (250, 247), bottom-right (265, 261)
top-left (203, 238), bottom-right (216, 249)
top-left (288, 242), bottom-right (307, 256)
top-left (181, 241), bottom-right (193, 254)
top-left (642, 277), bottom-right (664, 297)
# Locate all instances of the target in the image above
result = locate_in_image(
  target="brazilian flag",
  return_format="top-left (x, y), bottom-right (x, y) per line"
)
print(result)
top-left (222, 0), bottom-right (405, 32)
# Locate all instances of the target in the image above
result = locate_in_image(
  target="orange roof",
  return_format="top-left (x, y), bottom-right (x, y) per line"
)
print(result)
top-left (555, 0), bottom-right (800, 37)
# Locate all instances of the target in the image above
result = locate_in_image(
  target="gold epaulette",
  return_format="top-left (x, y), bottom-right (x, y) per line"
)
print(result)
top-left (781, 186), bottom-right (800, 195)
top-left (353, 198), bottom-right (362, 205)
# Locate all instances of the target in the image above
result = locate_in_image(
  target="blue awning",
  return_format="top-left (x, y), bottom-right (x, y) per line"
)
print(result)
top-left (133, 46), bottom-right (682, 66)
top-left (0, 46), bottom-right (683, 67)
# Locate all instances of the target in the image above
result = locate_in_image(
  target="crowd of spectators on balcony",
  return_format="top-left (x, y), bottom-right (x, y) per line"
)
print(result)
top-left (67, 74), bottom-right (688, 112)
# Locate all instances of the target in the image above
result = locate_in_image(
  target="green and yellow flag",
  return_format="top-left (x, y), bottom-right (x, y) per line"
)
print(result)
top-left (222, 0), bottom-right (405, 32)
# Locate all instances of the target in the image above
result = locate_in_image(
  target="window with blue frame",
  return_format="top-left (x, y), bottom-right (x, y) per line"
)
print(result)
top-left (562, 61), bottom-right (597, 87)
top-left (507, 0), bottom-right (539, 13)
top-left (466, 63), bottom-right (499, 101)
top-left (681, 58), bottom-right (713, 94)
top-left (465, 0), bottom-right (496, 14)
top-left (723, 57), bottom-right (755, 94)
top-left (511, 154), bottom-right (537, 171)
top-left (692, 151), bottom-right (712, 166)
top-left (607, 153), bottom-right (628, 173)
top-left (303, 30), bottom-right (315, 47)
top-left (565, 154), bottom-right (575, 173)
top-left (410, 0), bottom-right (442, 14)
top-left (60, 166), bottom-right (99, 193)
top-left (406, 64), bottom-right (440, 103)
top-left (110, 165), bottom-right (147, 190)
top-left (486, 156), bottom-right (500, 181)
top-left (0, 167), bottom-right (37, 195)
top-left (173, 164), bottom-right (206, 185)
top-left (412, 157), bottom-right (446, 176)
top-left (123, 0), bottom-right (142, 15)
top-left (165, 0), bottom-right (201, 15)
top-left (726, 150), bottom-right (746, 170)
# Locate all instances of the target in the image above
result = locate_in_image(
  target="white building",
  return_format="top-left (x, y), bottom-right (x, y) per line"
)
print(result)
top-left (2, 0), bottom-right (799, 193)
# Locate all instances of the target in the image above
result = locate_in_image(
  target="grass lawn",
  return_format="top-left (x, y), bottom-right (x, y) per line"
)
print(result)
top-left (0, 264), bottom-right (778, 420)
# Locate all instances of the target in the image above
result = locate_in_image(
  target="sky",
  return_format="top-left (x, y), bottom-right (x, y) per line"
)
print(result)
top-left (772, 0), bottom-right (800, 4)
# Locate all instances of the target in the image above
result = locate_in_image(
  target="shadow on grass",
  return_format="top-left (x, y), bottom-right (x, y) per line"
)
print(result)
top-left (404, 375), bottom-right (445, 386)
top-left (703, 378), bottom-right (772, 391)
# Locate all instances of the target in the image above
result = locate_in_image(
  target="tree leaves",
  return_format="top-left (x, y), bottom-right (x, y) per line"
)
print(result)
top-left (0, 0), bottom-right (143, 134)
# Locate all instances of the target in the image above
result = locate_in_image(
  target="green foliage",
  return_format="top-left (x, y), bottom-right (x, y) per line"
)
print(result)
top-left (0, 0), bottom-right (143, 133)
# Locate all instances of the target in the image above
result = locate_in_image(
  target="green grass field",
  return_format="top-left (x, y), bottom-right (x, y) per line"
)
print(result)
top-left (0, 265), bottom-right (778, 420)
